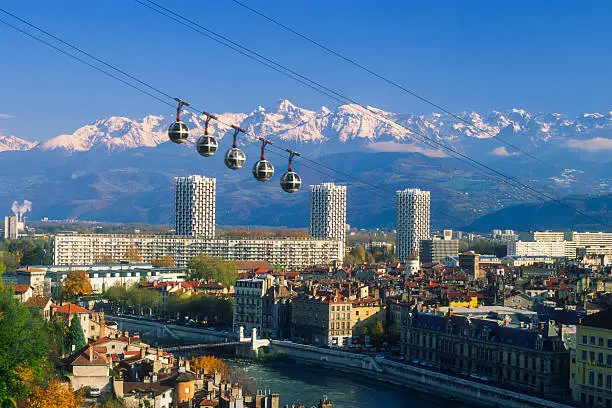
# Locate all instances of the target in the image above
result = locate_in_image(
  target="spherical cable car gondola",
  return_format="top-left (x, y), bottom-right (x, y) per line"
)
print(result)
top-left (168, 98), bottom-right (190, 144)
top-left (196, 111), bottom-right (218, 157)
top-left (280, 150), bottom-right (302, 193)
top-left (224, 125), bottom-right (247, 170)
top-left (252, 137), bottom-right (274, 182)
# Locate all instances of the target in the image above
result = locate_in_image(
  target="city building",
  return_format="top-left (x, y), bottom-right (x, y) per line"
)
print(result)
top-left (3, 215), bottom-right (18, 239)
top-left (52, 234), bottom-right (341, 269)
top-left (572, 232), bottom-right (612, 257)
top-left (309, 182), bottom-right (347, 260)
top-left (262, 284), bottom-right (293, 339)
top-left (571, 309), bottom-right (612, 407)
top-left (532, 231), bottom-right (568, 242)
top-left (501, 255), bottom-right (556, 267)
top-left (291, 292), bottom-right (353, 347)
top-left (420, 237), bottom-right (459, 263)
top-left (459, 251), bottom-right (481, 280)
top-left (396, 188), bottom-right (430, 263)
top-left (399, 304), bottom-right (570, 396)
top-left (174, 175), bottom-right (216, 238)
top-left (507, 241), bottom-right (567, 258)
top-left (1, 266), bottom-right (47, 296)
top-left (233, 275), bottom-right (275, 334)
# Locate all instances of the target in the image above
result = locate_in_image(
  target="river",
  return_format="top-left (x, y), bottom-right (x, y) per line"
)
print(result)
top-left (119, 318), bottom-right (477, 408)
top-left (226, 359), bottom-right (476, 408)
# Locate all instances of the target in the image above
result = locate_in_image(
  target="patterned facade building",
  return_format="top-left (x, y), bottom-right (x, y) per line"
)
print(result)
top-left (174, 175), bottom-right (216, 238)
top-left (309, 183), bottom-right (347, 260)
top-left (52, 234), bottom-right (341, 269)
top-left (396, 188), bottom-right (430, 263)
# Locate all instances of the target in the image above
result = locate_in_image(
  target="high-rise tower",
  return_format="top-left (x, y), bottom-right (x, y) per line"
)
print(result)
top-left (174, 175), bottom-right (216, 238)
top-left (309, 182), bottom-right (347, 260)
top-left (396, 188), bottom-right (430, 263)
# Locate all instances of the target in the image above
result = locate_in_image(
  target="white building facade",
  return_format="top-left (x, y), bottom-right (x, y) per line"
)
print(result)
top-left (52, 234), bottom-right (341, 269)
top-left (507, 241), bottom-right (567, 258)
top-left (174, 175), bottom-right (216, 238)
top-left (309, 183), bottom-right (347, 260)
top-left (396, 188), bottom-right (430, 263)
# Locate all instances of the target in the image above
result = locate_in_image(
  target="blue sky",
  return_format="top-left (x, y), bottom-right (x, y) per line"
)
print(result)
top-left (1, 0), bottom-right (611, 141)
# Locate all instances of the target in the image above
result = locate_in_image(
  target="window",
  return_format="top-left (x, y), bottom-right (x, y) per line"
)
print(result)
top-left (607, 375), bottom-right (611, 389)
top-left (598, 373), bottom-right (604, 387)
top-left (591, 336), bottom-right (596, 345)
top-left (600, 353), bottom-right (604, 365)
top-left (583, 350), bottom-right (588, 360)
top-left (583, 335), bottom-right (588, 344)
top-left (589, 371), bottom-right (595, 386)
top-left (608, 355), bottom-right (612, 366)
top-left (608, 339), bottom-right (612, 348)
top-left (600, 338), bottom-right (605, 347)
top-left (590, 351), bottom-right (596, 362)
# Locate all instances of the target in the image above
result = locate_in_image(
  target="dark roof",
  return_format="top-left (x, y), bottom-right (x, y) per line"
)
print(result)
top-left (581, 309), bottom-right (612, 330)
top-left (411, 309), bottom-right (562, 351)
top-left (24, 296), bottom-right (53, 308)
top-left (175, 372), bottom-right (196, 382)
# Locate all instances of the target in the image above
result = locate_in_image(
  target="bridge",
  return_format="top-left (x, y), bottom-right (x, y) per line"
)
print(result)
top-left (164, 327), bottom-right (270, 358)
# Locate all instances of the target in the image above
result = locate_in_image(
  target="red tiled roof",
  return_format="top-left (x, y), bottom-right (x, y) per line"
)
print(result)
top-left (54, 303), bottom-right (91, 314)
top-left (24, 296), bottom-right (52, 308)
top-left (12, 284), bottom-right (31, 294)
top-left (71, 346), bottom-right (109, 366)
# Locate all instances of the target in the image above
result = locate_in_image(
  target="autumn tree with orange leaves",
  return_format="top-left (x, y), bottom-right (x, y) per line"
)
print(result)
top-left (62, 270), bottom-right (92, 299)
top-left (190, 355), bottom-right (229, 381)
top-left (23, 378), bottom-right (83, 408)
top-left (124, 246), bottom-right (143, 263)
top-left (151, 256), bottom-right (175, 267)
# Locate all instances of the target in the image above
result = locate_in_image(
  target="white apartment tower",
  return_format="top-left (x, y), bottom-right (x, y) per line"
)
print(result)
top-left (174, 175), bottom-right (216, 238)
top-left (396, 188), bottom-right (431, 263)
top-left (309, 182), bottom-right (347, 260)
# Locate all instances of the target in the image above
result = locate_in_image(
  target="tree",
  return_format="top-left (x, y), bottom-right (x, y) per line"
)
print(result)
top-left (94, 254), bottom-right (116, 265)
top-left (68, 313), bottom-right (86, 353)
top-left (62, 271), bottom-right (92, 299)
top-left (187, 255), bottom-right (237, 286)
top-left (23, 378), bottom-right (83, 408)
top-left (0, 287), bottom-right (50, 401)
top-left (124, 246), bottom-right (143, 263)
top-left (190, 356), bottom-right (229, 381)
top-left (151, 256), bottom-right (175, 268)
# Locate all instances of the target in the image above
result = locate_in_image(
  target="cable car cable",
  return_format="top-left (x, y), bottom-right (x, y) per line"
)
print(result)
top-left (1, 11), bottom-right (607, 229)
top-left (132, 1), bottom-right (608, 228)
top-left (228, 0), bottom-right (558, 171)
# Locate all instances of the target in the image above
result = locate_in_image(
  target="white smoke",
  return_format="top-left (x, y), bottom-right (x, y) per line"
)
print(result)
top-left (11, 200), bottom-right (32, 220)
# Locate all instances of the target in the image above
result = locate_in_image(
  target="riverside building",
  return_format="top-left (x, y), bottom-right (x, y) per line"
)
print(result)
top-left (399, 304), bottom-right (570, 397)
top-left (309, 182), bottom-right (347, 260)
top-left (396, 188), bottom-right (430, 263)
top-left (52, 234), bottom-right (341, 269)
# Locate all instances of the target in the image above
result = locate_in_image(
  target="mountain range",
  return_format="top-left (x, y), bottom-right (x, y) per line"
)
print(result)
top-left (1, 99), bottom-right (611, 231)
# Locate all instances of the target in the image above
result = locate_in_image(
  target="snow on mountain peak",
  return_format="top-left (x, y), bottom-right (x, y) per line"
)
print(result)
top-left (0, 135), bottom-right (38, 152)
top-left (4, 102), bottom-right (612, 156)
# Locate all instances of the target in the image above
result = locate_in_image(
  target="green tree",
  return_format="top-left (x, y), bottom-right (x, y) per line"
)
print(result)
top-left (0, 287), bottom-right (50, 401)
top-left (187, 255), bottom-right (237, 286)
top-left (68, 313), bottom-right (86, 353)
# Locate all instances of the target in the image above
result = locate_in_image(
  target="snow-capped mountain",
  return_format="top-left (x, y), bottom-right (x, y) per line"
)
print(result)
top-left (0, 135), bottom-right (38, 152)
top-left (4, 99), bottom-right (612, 158)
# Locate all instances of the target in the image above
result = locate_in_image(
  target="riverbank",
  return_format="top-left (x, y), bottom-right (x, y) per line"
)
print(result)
top-left (266, 340), bottom-right (575, 408)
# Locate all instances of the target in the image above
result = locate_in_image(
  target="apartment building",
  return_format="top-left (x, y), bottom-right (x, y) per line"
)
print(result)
top-left (291, 292), bottom-right (353, 347)
top-left (571, 309), bottom-right (612, 407)
top-left (309, 182), bottom-right (347, 260)
top-left (396, 188), bottom-right (430, 263)
top-left (52, 234), bottom-right (341, 269)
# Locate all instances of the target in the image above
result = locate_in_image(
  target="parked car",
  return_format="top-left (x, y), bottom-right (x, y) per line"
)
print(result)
top-left (88, 387), bottom-right (101, 398)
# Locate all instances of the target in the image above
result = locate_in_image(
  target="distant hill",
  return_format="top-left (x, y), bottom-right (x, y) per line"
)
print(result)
top-left (467, 194), bottom-right (612, 232)
top-left (1, 99), bottom-right (611, 229)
